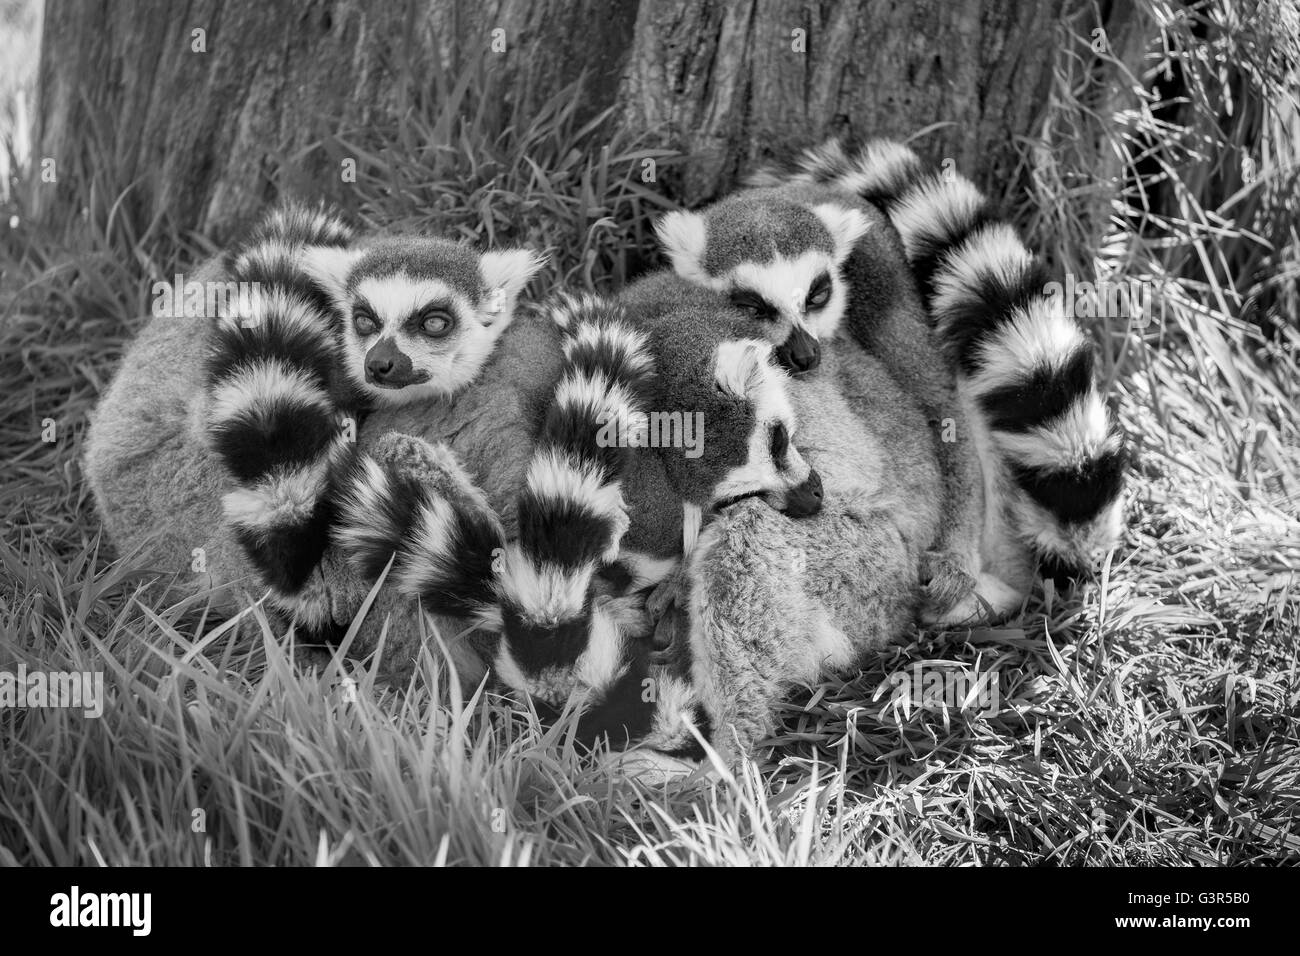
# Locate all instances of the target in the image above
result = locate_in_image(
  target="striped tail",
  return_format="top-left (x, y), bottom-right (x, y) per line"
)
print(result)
top-left (762, 140), bottom-right (1127, 576)
top-left (331, 434), bottom-right (505, 625)
top-left (492, 293), bottom-right (658, 709)
top-left (204, 202), bottom-right (359, 637)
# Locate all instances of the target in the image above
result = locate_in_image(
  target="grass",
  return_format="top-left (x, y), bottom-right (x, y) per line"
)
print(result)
top-left (1, 0), bottom-right (1298, 866)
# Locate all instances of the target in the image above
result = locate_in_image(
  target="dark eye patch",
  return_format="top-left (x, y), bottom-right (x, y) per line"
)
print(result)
top-left (729, 289), bottom-right (778, 320)
top-left (353, 303), bottom-right (379, 336)
top-left (806, 272), bottom-right (833, 309)
top-left (402, 299), bottom-right (458, 335)
top-left (769, 421), bottom-right (789, 469)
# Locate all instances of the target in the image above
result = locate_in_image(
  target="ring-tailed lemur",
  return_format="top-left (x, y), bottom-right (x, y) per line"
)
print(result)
top-left (746, 139), bottom-right (1127, 581)
top-left (84, 203), bottom-right (543, 653)
top-left (653, 193), bottom-right (1005, 622)
top-left (207, 228), bottom-right (543, 643)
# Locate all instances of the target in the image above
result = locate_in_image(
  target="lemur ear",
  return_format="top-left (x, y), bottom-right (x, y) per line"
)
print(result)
top-left (299, 245), bottom-right (364, 315)
top-left (811, 203), bottom-right (871, 263)
top-left (479, 249), bottom-right (547, 322)
top-left (655, 210), bottom-right (709, 283)
top-left (713, 339), bottom-right (773, 400)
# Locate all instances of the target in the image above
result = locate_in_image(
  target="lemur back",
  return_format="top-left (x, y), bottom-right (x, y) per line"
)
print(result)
top-left (85, 206), bottom-right (359, 624)
top-left (84, 255), bottom-right (260, 610)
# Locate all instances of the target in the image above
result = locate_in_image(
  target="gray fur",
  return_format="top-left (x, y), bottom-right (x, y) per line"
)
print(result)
top-left (83, 256), bottom-right (262, 613)
top-left (662, 185), bottom-right (1001, 622)
top-left (684, 336), bottom-right (943, 759)
top-left (699, 195), bottom-right (835, 274)
top-left (318, 307), bottom-right (567, 677)
top-left (345, 236), bottom-right (486, 303)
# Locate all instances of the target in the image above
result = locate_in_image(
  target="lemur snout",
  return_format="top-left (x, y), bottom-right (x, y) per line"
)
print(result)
top-left (365, 339), bottom-right (419, 387)
top-left (782, 468), bottom-right (823, 517)
top-left (775, 327), bottom-right (821, 374)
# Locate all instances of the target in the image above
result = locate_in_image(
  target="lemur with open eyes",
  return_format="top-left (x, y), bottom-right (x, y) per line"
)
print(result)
top-left (655, 192), bottom-right (1010, 622)
top-left (213, 228), bottom-right (549, 678)
top-left (84, 205), bottom-right (543, 663)
top-left (745, 139), bottom-right (1127, 584)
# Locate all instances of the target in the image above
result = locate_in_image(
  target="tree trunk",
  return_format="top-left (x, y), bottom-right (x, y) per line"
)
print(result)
top-left (31, 0), bottom-right (1141, 238)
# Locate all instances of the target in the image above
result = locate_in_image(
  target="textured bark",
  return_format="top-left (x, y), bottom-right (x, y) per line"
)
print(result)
top-left (619, 0), bottom-right (1083, 203)
top-left (32, 0), bottom-right (1140, 236)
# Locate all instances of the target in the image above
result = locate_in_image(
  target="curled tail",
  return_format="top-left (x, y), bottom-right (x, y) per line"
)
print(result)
top-left (764, 140), bottom-right (1126, 576)
top-left (493, 293), bottom-right (657, 707)
top-left (204, 202), bottom-right (358, 636)
top-left (332, 433), bottom-right (505, 626)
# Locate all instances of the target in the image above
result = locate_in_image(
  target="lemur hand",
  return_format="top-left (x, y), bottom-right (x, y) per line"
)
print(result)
top-left (919, 549), bottom-right (978, 622)
top-left (646, 564), bottom-right (687, 622)
top-left (370, 432), bottom-right (492, 515)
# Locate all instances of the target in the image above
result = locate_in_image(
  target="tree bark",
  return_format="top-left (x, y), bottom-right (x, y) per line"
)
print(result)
top-left (31, 0), bottom-right (1139, 238)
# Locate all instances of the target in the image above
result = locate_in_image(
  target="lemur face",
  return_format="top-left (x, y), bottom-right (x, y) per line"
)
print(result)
top-left (305, 237), bottom-right (543, 405)
top-left (655, 332), bottom-right (822, 518)
top-left (656, 196), bottom-right (869, 375)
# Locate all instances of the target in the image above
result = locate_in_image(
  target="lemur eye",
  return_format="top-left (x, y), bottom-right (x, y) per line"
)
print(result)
top-left (769, 422), bottom-right (789, 467)
top-left (729, 291), bottom-right (769, 319)
top-left (807, 274), bottom-right (833, 309)
top-left (353, 307), bottom-right (378, 336)
top-left (419, 308), bottom-right (455, 337)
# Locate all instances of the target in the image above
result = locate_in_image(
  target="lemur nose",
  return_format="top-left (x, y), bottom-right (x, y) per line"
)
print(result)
top-left (776, 333), bottom-right (821, 374)
top-left (783, 469), bottom-right (824, 518)
top-left (367, 357), bottom-right (395, 379)
top-left (792, 348), bottom-right (819, 372)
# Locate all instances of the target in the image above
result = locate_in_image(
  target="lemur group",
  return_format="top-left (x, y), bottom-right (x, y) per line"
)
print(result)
top-left (84, 139), bottom-right (1126, 767)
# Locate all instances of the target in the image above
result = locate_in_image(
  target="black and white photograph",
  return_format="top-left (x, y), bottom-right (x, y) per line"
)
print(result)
top-left (0, 0), bottom-right (1297, 898)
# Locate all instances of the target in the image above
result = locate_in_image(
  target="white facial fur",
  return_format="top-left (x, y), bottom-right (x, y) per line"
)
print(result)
top-left (302, 246), bottom-right (543, 406)
top-left (345, 276), bottom-right (483, 405)
top-left (725, 249), bottom-right (847, 340)
top-left (657, 203), bottom-right (870, 341)
top-left (709, 340), bottom-right (813, 507)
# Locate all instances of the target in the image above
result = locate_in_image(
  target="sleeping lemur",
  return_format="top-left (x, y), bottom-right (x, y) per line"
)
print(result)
top-left (654, 192), bottom-right (1010, 622)
top-left (745, 139), bottom-right (1127, 583)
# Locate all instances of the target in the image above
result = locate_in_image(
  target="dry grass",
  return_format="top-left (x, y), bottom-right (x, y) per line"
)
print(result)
top-left (0, 0), bottom-right (1297, 865)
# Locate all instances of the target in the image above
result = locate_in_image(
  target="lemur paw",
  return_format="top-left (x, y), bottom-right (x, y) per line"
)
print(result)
top-left (646, 566), bottom-right (686, 620)
top-left (650, 600), bottom-right (688, 655)
top-left (924, 572), bottom-right (1026, 627)
top-left (919, 549), bottom-right (977, 619)
top-left (370, 432), bottom-right (492, 513)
